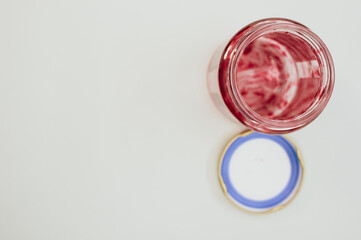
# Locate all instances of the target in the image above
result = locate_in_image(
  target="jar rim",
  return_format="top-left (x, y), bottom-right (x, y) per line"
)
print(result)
top-left (220, 18), bottom-right (335, 134)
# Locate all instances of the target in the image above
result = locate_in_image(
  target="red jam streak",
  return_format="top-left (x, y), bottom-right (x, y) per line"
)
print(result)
top-left (236, 33), bottom-right (321, 120)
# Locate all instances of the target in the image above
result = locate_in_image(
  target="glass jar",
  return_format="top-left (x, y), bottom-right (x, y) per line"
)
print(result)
top-left (208, 18), bottom-right (335, 134)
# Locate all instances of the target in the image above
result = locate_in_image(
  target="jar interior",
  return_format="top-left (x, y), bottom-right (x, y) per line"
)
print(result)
top-left (235, 31), bottom-right (323, 120)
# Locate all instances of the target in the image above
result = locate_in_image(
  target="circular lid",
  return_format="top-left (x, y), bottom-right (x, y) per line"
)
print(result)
top-left (218, 130), bottom-right (303, 214)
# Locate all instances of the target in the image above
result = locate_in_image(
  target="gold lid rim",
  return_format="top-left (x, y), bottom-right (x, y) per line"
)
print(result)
top-left (218, 130), bottom-right (304, 215)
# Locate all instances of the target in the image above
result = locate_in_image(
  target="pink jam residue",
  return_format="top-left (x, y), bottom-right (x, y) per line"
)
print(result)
top-left (236, 33), bottom-right (321, 120)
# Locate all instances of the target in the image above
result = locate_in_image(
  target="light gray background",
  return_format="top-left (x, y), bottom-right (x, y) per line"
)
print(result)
top-left (0, 0), bottom-right (360, 239)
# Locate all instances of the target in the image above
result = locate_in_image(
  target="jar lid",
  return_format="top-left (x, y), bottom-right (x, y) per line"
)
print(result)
top-left (218, 130), bottom-right (304, 214)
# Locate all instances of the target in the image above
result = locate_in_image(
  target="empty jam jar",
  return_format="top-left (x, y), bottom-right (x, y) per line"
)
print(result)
top-left (208, 18), bottom-right (335, 134)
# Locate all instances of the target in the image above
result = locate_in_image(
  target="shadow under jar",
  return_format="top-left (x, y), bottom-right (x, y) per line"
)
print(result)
top-left (208, 18), bottom-right (335, 134)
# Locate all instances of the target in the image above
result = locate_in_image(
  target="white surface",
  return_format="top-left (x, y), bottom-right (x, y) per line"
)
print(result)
top-left (229, 138), bottom-right (291, 201)
top-left (0, 0), bottom-right (360, 239)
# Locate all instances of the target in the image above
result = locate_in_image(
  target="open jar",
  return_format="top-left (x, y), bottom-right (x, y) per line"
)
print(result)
top-left (208, 18), bottom-right (335, 134)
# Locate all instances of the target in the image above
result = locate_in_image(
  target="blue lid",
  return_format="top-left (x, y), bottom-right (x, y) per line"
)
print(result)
top-left (219, 131), bottom-right (303, 214)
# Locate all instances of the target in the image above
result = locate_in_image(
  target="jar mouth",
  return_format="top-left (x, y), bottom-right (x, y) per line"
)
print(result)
top-left (223, 18), bottom-right (335, 133)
